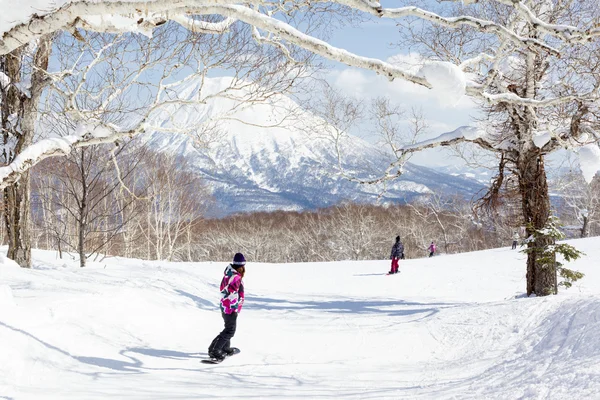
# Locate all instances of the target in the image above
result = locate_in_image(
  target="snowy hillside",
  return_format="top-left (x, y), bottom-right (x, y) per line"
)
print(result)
top-left (438, 164), bottom-right (494, 184)
top-left (142, 77), bottom-right (483, 216)
top-left (2, 238), bottom-right (600, 399)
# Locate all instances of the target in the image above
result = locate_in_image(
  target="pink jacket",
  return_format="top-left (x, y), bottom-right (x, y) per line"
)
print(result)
top-left (219, 265), bottom-right (245, 314)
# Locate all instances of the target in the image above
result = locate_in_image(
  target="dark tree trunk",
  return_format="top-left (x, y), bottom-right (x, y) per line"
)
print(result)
top-left (581, 215), bottom-right (589, 238)
top-left (3, 175), bottom-right (32, 267)
top-left (57, 236), bottom-right (63, 259)
top-left (78, 150), bottom-right (88, 268)
top-left (518, 151), bottom-right (556, 296)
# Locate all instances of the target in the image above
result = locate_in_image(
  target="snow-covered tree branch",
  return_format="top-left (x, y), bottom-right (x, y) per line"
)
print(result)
top-left (1, 18), bottom-right (310, 190)
top-left (0, 0), bottom-right (585, 100)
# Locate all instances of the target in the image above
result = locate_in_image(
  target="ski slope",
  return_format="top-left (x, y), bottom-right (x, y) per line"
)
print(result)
top-left (1, 238), bottom-right (600, 399)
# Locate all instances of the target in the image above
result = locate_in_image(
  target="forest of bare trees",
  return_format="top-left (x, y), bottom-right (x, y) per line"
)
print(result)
top-left (1, 141), bottom-right (593, 264)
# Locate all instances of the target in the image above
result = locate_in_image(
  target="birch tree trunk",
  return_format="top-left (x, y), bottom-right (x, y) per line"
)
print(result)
top-left (1, 35), bottom-right (52, 267)
top-left (78, 151), bottom-right (88, 268)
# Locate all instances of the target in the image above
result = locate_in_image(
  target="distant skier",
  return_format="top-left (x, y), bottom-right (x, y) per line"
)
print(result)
top-left (208, 252), bottom-right (246, 361)
top-left (389, 236), bottom-right (404, 274)
top-left (428, 241), bottom-right (436, 257)
top-left (512, 232), bottom-right (519, 250)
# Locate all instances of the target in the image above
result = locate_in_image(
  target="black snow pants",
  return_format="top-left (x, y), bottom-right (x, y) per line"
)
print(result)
top-left (208, 312), bottom-right (238, 356)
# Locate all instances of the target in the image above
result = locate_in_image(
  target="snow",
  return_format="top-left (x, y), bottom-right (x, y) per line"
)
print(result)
top-left (401, 125), bottom-right (485, 151)
top-left (149, 76), bottom-right (322, 156)
top-left (0, 0), bottom-right (154, 36)
top-left (0, 71), bottom-right (9, 89)
top-left (417, 61), bottom-right (467, 107)
top-left (0, 135), bottom-right (79, 184)
top-left (533, 131), bottom-right (552, 148)
top-left (0, 0), bottom-right (67, 34)
top-left (461, 125), bottom-right (484, 140)
top-left (82, 14), bottom-right (151, 37)
top-left (577, 144), bottom-right (600, 183)
top-left (0, 119), bottom-right (121, 187)
top-left (0, 135), bottom-right (80, 177)
top-left (2, 237), bottom-right (600, 399)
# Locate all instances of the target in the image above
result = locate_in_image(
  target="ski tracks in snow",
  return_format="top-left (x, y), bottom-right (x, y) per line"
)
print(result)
top-left (416, 296), bottom-right (600, 399)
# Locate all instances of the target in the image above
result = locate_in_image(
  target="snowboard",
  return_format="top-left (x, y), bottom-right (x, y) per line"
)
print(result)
top-left (201, 348), bottom-right (240, 364)
top-left (386, 271), bottom-right (400, 275)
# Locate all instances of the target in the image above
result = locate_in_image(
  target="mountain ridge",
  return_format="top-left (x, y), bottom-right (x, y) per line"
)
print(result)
top-left (143, 77), bottom-right (485, 216)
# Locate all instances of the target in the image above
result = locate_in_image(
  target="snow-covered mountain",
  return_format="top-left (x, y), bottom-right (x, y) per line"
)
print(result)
top-left (438, 164), bottom-right (495, 185)
top-left (143, 77), bottom-right (485, 216)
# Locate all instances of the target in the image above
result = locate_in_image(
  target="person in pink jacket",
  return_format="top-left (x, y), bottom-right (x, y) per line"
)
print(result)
top-left (208, 253), bottom-right (246, 361)
top-left (428, 242), bottom-right (436, 257)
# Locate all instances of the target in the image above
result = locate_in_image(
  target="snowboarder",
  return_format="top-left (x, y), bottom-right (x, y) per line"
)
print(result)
top-left (389, 236), bottom-right (404, 274)
top-left (512, 232), bottom-right (519, 250)
top-left (428, 241), bottom-right (436, 257)
top-left (207, 252), bottom-right (246, 361)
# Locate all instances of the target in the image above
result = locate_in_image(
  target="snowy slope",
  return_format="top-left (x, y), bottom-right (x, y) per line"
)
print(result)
top-left (2, 238), bottom-right (600, 399)
top-left (143, 77), bottom-right (483, 216)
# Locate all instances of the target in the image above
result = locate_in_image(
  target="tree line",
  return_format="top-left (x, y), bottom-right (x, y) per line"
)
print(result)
top-left (3, 138), bottom-right (596, 265)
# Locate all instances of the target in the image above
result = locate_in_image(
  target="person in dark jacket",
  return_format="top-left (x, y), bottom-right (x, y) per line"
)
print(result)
top-left (389, 236), bottom-right (404, 274)
top-left (208, 252), bottom-right (246, 361)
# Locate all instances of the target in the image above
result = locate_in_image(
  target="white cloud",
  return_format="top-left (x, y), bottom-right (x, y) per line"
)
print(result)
top-left (324, 52), bottom-right (488, 168)
top-left (326, 61), bottom-right (479, 168)
top-left (417, 61), bottom-right (466, 107)
top-left (332, 69), bottom-right (371, 97)
top-left (329, 54), bottom-right (477, 111)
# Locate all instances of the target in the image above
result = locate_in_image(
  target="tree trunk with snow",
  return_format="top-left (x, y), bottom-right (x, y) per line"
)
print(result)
top-left (518, 151), bottom-right (556, 296)
top-left (1, 48), bottom-right (27, 267)
top-left (1, 35), bottom-right (52, 267)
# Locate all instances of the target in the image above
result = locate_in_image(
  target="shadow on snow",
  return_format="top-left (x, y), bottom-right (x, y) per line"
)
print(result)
top-left (0, 321), bottom-right (143, 373)
top-left (244, 295), bottom-right (457, 319)
top-left (174, 289), bottom-right (216, 311)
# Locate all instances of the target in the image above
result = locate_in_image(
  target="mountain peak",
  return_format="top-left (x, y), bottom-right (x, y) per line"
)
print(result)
top-left (143, 77), bottom-right (484, 216)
